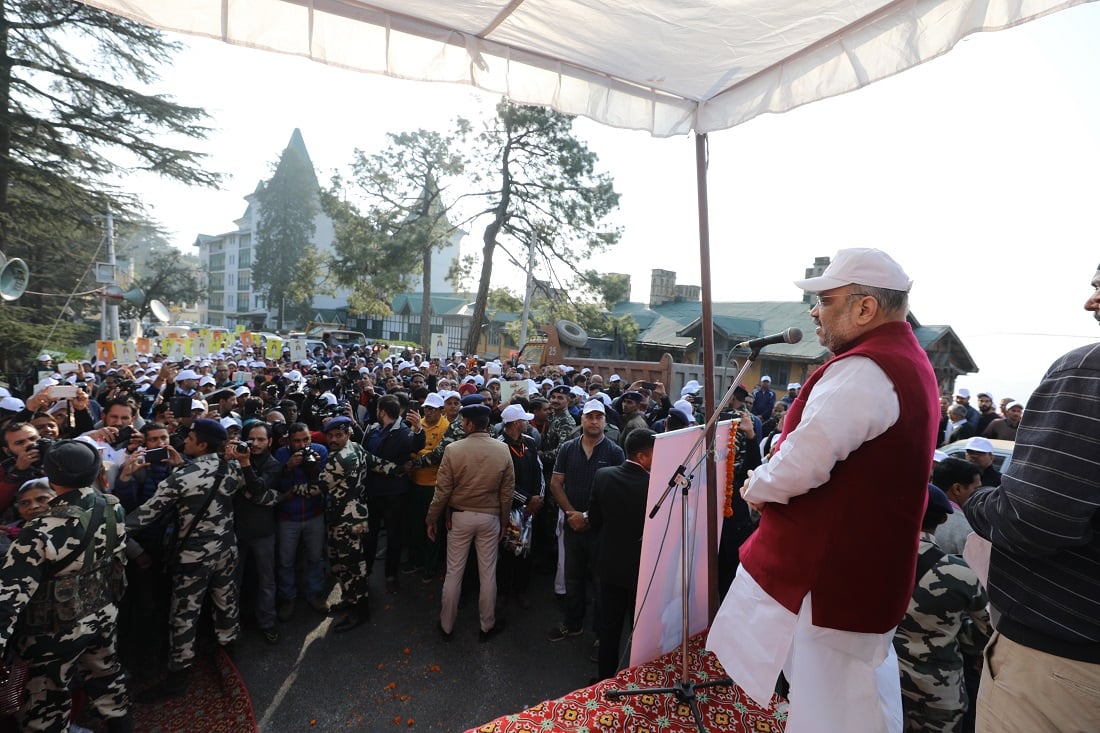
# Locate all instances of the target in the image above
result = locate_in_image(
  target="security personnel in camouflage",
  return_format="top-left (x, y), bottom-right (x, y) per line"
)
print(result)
top-left (894, 484), bottom-right (990, 733)
top-left (539, 386), bottom-right (578, 472)
top-left (317, 416), bottom-right (402, 633)
top-left (126, 418), bottom-right (243, 702)
top-left (0, 439), bottom-right (134, 733)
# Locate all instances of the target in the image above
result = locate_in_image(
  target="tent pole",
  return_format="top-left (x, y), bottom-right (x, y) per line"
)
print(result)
top-left (694, 132), bottom-right (719, 621)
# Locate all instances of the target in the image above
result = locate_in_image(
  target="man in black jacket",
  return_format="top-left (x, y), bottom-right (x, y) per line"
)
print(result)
top-left (233, 421), bottom-right (282, 644)
top-left (588, 428), bottom-right (655, 681)
top-left (962, 264), bottom-right (1100, 732)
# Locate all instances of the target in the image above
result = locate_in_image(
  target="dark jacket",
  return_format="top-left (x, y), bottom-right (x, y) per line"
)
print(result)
top-left (234, 452), bottom-right (281, 541)
top-left (362, 419), bottom-right (423, 498)
top-left (588, 461), bottom-right (650, 590)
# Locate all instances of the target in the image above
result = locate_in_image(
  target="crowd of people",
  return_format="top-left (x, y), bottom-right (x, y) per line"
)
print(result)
top-left (0, 249), bottom-right (1095, 733)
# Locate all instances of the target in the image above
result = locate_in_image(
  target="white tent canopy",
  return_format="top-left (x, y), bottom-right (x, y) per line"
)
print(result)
top-left (81, 0), bottom-right (1089, 137)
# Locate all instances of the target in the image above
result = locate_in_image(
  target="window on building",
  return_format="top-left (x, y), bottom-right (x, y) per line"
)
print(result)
top-left (239, 249), bottom-right (250, 268)
top-left (209, 252), bottom-right (225, 271)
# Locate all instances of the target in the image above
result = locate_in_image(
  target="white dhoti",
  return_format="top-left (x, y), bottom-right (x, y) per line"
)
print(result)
top-left (707, 568), bottom-right (903, 733)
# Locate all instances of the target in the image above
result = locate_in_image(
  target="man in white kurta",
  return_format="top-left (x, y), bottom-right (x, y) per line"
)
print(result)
top-left (708, 248), bottom-right (940, 733)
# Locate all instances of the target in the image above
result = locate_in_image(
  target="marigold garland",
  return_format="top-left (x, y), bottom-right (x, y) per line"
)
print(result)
top-left (724, 421), bottom-right (738, 518)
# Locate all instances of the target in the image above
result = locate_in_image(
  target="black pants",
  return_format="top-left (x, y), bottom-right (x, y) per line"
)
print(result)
top-left (365, 494), bottom-right (404, 580)
top-left (598, 581), bottom-right (637, 680)
top-left (563, 529), bottom-right (600, 631)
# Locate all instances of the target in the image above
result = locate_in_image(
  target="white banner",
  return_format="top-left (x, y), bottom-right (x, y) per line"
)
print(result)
top-left (631, 420), bottom-right (732, 666)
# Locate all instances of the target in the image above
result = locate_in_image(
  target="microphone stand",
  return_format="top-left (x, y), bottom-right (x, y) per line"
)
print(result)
top-left (606, 348), bottom-right (762, 733)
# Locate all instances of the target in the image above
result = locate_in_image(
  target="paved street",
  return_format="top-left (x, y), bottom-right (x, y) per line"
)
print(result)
top-left (234, 551), bottom-right (599, 732)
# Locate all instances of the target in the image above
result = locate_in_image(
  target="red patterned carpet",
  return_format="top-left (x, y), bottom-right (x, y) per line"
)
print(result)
top-left (133, 649), bottom-right (258, 733)
top-left (470, 633), bottom-right (786, 733)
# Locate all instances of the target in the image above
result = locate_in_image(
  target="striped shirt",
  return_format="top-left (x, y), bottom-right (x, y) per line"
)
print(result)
top-left (964, 341), bottom-right (1100, 663)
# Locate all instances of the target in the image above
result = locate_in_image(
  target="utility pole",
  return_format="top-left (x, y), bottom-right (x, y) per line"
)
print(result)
top-left (106, 205), bottom-right (119, 341)
top-left (519, 235), bottom-right (535, 348)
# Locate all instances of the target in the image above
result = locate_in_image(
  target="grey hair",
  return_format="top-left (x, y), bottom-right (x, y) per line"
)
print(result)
top-left (947, 404), bottom-right (967, 419)
top-left (856, 284), bottom-right (909, 315)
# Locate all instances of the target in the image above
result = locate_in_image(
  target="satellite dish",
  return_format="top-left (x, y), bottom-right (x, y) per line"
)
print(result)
top-left (149, 299), bottom-right (171, 323)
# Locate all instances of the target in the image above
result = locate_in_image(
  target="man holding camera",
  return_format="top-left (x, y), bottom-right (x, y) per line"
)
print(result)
top-left (124, 418), bottom-right (243, 702)
top-left (113, 422), bottom-right (186, 672)
top-left (232, 422), bottom-right (282, 644)
top-left (0, 422), bottom-right (48, 515)
top-left (273, 423), bottom-right (329, 619)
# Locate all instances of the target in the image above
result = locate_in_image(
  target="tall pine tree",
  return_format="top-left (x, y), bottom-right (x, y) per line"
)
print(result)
top-left (252, 129), bottom-right (321, 331)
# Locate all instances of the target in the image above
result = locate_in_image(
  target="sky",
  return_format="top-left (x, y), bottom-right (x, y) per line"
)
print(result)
top-left (126, 3), bottom-right (1100, 405)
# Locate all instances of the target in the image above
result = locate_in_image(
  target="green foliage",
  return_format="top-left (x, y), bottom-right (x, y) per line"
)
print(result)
top-left (0, 0), bottom-right (217, 370)
top-left (253, 135), bottom-right (321, 330)
top-left (0, 305), bottom-right (96, 376)
top-left (324, 124), bottom-right (469, 331)
top-left (121, 245), bottom-right (201, 321)
top-left (463, 100), bottom-right (621, 354)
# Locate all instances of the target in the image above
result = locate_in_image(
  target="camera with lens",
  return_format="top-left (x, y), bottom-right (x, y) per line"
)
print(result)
top-left (235, 440), bottom-right (253, 453)
top-left (299, 447), bottom-right (318, 465)
top-left (33, 438), bottom-right (54, 464)
top-left (117, 379), bottom-right (134, 392)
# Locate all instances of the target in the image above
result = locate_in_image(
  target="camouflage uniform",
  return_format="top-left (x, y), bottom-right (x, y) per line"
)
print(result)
top-left (893, 532), bottom-right (991, 732)
top-left (125, 453), bottom-right (243, 672)
top-left (411, 418), bottom-right (465, 469)
top-left (538, 409), bottom-right (577, 473)
top-left (0, 488), bottom-right (130, 732)
top-left (317, 442), bottom-right (397, 608)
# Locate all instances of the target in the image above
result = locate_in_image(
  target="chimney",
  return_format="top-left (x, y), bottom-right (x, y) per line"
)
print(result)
top-left (802, 256), bottom-right (830, 304)
top-left (650, 269), bottom-right (676, 308)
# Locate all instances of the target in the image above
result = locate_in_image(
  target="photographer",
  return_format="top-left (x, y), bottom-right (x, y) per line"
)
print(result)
top-left (113, 422), bottom-right (184, 676)
top-left (273, 423), bottom-right (329, 620)
top-left (0, 422), bottom-right (48, 515)
top-left (231, 421), bottom-right (282, 644)
top-left (80, 398), bottom-right (144, 469)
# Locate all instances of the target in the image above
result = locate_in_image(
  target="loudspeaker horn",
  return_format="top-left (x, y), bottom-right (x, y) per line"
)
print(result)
top-left (0, 253), bottom-right (29, 301)
top-left (102, 286), bottom-right (145, 305)
top-left (149, 299), bottom-right (171, 323)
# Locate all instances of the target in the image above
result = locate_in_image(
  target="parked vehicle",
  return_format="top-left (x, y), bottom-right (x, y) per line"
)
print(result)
top-left (940, 438), bottom-right (1015, 474)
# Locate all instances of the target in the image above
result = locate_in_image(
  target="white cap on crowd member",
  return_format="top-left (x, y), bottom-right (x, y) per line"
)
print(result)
top-left (610, 374), bottom-right (621, 383)
top-left (220, 416), bottom-right (243, 429)
top-left (787, 382), bottom-right (801, 390)
top-left (234, 386), bottom-right (251, 398)
top-left (190, 400), bottom-right (207, 413)
top-left (0, 396), bottom-right (26, 412)
top-left (581, 400), bottom-right (605, 415)
top-left (596, 392), bottom-right (612, 407)
top-left (500, 404), bottom-right (535, 424)
top-left (977, 390), bottom-right (993, 400)
top-left (527, 379), bottom-right (540, 395)
top-left (422, 393), bottom-right (446, 409)
top-left (286, 370), bottom-right (303, 382)
top-left (581, 367), bottom-right (592, 375)
top-left (674, 398), bottom-right (694, 414)
top-left (964, 436), bottom-right (995, 454)
top-left (569, 385), bottom-right (586, 397)
top-left (541, 379), bottom-right (554, 388)
top-left (199, 375), bottom-right (216, 387)
top-left (485, 362), bottom-right (502, 377)
top-left (36, 354), bottom-right (52, 362)
top-left (681, 380), bottom-right (701, 397)
top-left (439, 390), bottom-right (461, 403)
top-left (472, 375), bottom-right (484, 387)
top-left (1006, 402), bottom-right (1024, 411)
top-left (0, 387), bottom-right (9, 398)
top-left (175, 369), bottom-right (200, 382)
top-left (320, 393), bottom-right (338, 406)
top-left (956, 388), bottom-right (970, 399)
top-left (933, 450), bottom-right (948, 463)
top-left (486, 377), bottom-right (500, 387)
top-left (793, 247), bottom-right (913, 293)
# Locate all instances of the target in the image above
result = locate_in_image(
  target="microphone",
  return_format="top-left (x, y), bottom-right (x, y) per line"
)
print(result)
top-left (736, 327), bottom-right (803, 350)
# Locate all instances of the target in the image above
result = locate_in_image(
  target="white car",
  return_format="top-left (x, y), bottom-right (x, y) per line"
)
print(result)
top-left (940, 438), bottom-right (1015, 474)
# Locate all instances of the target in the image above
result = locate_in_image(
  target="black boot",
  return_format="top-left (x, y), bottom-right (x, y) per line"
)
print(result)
top-left (106, 714), bottom-right (135, 733)
top-left (134, 668), bottom-right (188, 704)
top-left (333, 600), bottom-right (369, 633)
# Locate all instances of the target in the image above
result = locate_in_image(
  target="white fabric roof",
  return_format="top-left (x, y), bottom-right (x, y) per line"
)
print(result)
top-left (83, 0), bottom-right (1089, 136)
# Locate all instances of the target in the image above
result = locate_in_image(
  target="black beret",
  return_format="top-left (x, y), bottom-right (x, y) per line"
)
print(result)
top-left (458, 404), bottom-right (492, 419)
top-left (324, 416), bottom-right (354, 432)
top-left (926, 484), bottom-right (954, 515)
top-left (549, 385), bottom-right (571, 396)
top-left (460, 394), bottom-right (485, 406)
top-left (191, 418), bottom-right (229, 444)
top-left (621, 391), bottom-right (645, 402)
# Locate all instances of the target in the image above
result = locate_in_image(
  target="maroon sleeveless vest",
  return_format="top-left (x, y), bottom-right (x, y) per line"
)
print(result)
top-left (739, 320), bottom-right (939, 633)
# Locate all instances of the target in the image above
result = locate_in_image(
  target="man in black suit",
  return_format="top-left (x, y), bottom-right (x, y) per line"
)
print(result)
top-left (588, 428), bottom-right (656, 681)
